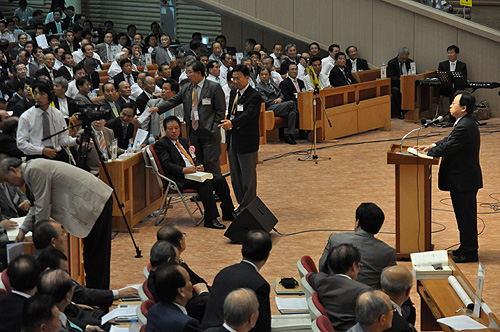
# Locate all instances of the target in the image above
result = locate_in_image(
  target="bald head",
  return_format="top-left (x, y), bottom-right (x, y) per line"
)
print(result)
top-left (381, 265), bottom-right (413, 305)
top-left (224, 288), bottom-right (259, 332)
top-left (357, 290), bottom-right (393, 331)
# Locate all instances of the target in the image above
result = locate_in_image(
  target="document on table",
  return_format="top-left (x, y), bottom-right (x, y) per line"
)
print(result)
top-left (109, 327), bottom-right (129, 332)
top-left (436, 316), bottom-right (487, 330)
top-left (6, 217), bottom-right (29, 241)
top-left (101, 305), bottom-right (138, 324)
top-left (275, 296), bottom-right (308, 310)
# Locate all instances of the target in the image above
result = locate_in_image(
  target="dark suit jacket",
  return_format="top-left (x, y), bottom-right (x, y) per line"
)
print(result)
top-left (171, 66), bottom-right (182, 82)
top-left (105, 117), bottom-right (135, 149)
top-left (346, 58), bottom-right (370, 72)
top-left (0, 133), bottom-right (24, 158)
top-left (329, 66), bottom-right (358, 87)
top-left (226, 86), bottom-right (261, 154)
top-left (438, 60), bottom-right (468, 81)
top-left (87, 71), bottom-right (100, 91)
top-left (58, 66), bottom-right (73, 81)
top-left (61, 40), bottom-right (79, 54)
top-left (157, 79), bottom-right (225, 140)
top-left (54, 96), bottom-right (78, 117)
top-left (115, 96), bottom-right (136, 113)
top-left (34, 66), bottom-right (61, 82)
top-left (309, 272), bottom-right (372, 332)
top-left (154, 137), bottom-right (197, 189)
top-left (387, 56), bottom-right (414, 89)
top-left (73, 281), bottom-right (114, 308)
top-left (204, 327), bottom-right (231, 332)
top-left (136, 91), bottom-right (154, 115)
top-left (12, 97), bottom-right (35, 117)
top-left (0, 292), bottom-right (27, 332)
top-left (113, 71), bottom-right (139, 89)
top-left (44, 20), bottom-right (68, 34)
top-left (6, 93), bottom-right (22, 112)
top-left (384, 311), bottom-right (415, 332)
top-left (156, 77), bottom-right (170, 88)
top-left (427, 114), bottom-right (482, 192)
top-left (7, 77), bottom-right (33, 93)
top-left (147, 301), bottom-right (202, 332)
top-left (279, 57), bottom-right (298, 75)
top-left (0, 182), bottom-right (28, 219)
top-left (201, 261), bottom-right (271, 332)
top-left (279, 77), bottom-right (305, 102)
top-left (98, 99), bottom-right (121, 119)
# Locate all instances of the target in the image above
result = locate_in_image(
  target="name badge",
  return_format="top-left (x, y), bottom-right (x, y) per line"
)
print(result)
top-left (193, 109), bottom-right (199, 120)
top-left (237, 105), bottom-right (244, 112)
top-left (294, 93), bottom-right (298, 99)
top-left (202, 98), bottom-right (211, 105)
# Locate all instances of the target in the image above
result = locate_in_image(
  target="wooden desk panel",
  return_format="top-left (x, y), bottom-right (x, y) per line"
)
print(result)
top-left (401, 71), bottom-right (439, 122)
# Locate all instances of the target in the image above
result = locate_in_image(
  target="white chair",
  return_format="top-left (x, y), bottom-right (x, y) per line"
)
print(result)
top-left (307, 296), bottom-right (323, 321)
top-left (301, 276), bottom-right (314, 300)
top-left (142, 144), bottom-right (203, 226)
top-left (138, 283), bottom-right (148, 302)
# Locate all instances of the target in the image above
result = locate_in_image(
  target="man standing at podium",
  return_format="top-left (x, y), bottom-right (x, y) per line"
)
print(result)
top-left (416, 91), bottom-right (482, 263)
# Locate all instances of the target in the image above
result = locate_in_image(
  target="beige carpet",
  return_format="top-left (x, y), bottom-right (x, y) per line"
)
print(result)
top-left (110, 117), bottom-right (500, 329)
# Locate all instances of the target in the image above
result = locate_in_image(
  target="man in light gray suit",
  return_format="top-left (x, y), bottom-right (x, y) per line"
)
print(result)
top-left (142, 80), bottom-right (180, 137)
top-left (309, 243), bottom-right (372, 332)
top-left (150, 60), bottom-right (226, 174)
top-left (0, 157), bottom-right (114, 290)
top-left (95, 32), bottom-right (116, 64)
top-left (319, 202), bottom-right (396, 289)
top-left (152, 34), bottom-right (175, 66)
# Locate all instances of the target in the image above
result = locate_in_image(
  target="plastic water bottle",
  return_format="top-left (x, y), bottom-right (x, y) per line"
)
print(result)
top-left (126, 144), bottom-right (133, 155)
top-left (148, 134), bottom-right (155, 145)
top-left (380, 62), bottom-right (387, 79)
top-left (102, 148), bottom-right (108, 160)
top-left (129, 318), bottom-right (140, 332)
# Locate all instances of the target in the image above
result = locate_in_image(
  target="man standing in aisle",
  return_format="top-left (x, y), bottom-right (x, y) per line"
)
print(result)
top-left (150, 60), bottom-right (226, 175)
top-left (218, 65), bottom-right (262, 212)
top-left (416, 91), bottom-right (481, 263)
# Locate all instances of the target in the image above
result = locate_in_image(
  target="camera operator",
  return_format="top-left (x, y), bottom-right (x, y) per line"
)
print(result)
top-left (17, 80), bottom-right (79, 163)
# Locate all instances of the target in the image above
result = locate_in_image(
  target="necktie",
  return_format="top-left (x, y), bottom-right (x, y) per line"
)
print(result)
top-left (293, 79), bottom-right (300, 93)
top-left (111, 102), bottom-right (119, 117)
top-left (268, 83), bottom-right (277, 96)
top-left (69, 43), bottom-right (73, 53)
top-left (42, 110), bottom-right (51, 146)
top-left (176, 141), bottom-right (195, 166)
top-left (56, 22), bottom-right (62, 34)
top-left (217, 77), bottom-right (221, 85)
top-left (231, 91), bottom-right (241, 116)
top-left (127, 75), bottom-right (131, 84)
top-left (97, 131), bottom-right (106, 152)
top-left (164, 48), bottom-right (170, 63)
top-left (191, 85), bottom-right (199, 130)
top-left (107, 45), bottom-right (111, 62)
top-left (432, 0), bottom-right (437, 7)
top-left (49, 69), bottom-right (54, 81)
top-left (122, 124), bottom-right (127, 140)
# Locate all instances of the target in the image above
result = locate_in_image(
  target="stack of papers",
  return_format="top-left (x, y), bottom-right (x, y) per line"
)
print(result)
top-left (275, 296), bottom-right (308, 315)
top-left (410, 250), bottom-right (452, 280)
top-left (271, 314), bottom-right (312, 331)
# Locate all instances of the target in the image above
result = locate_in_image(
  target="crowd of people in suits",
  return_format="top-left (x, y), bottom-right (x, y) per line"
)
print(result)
top-left (0, 0), bottom-right (480, 331)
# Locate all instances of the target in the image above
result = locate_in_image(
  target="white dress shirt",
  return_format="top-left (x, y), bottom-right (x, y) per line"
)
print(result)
top-left (56, 97), bottom-right (69, 118)
top-left (17, 105), bottom-right (77, 155)
top-left (303, 72), bottom-right (330, 91)
top-left (321, 56), bottom-right (336, 77)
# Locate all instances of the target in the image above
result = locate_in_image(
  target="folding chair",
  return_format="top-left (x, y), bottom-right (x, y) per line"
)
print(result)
top-left (312, 315), bottom-right (335, 332)
top-left (143, 144), bottom-right (204, 226)
top-left (297, 255), bottom-right (318, 279)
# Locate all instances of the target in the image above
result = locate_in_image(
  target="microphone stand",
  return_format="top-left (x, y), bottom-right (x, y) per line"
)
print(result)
top-left (298, 75), bottom-right (332, 164)
top-left (42, 120), bottom-right (142, 259)
top-left (398, 126), bottom-right (424, 154)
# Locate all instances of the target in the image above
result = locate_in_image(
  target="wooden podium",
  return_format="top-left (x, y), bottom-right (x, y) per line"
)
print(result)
top-left (387, 144), bottom-right (439, 259)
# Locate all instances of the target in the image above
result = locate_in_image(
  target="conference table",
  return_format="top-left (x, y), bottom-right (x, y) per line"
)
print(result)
top-left (418, 257), bottom-right (500, 332)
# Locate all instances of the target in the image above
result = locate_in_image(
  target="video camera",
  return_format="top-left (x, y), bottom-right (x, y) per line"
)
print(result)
top-left (74, 102), bottom-right (108, 128)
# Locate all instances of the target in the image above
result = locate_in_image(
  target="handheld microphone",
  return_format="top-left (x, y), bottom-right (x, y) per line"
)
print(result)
top-left (423, 116), bottom-right (444, 128)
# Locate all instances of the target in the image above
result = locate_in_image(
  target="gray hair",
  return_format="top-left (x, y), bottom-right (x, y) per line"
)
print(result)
top-left (53, 77), bottom-right (68, 91)
top-left (284, 43), bottom-right (296, 52)
top-left (356, 291), bottom-right (390, 327)
top-left (223, 288), bottom-right (259, 327)
top-left (0, 156), bottom-right (23, 174)
top-left (398, 47), bottom-right (410, 55)
top-left (380, 266), bottom-right (413, 296)
top-left (183, 55), bottom-right (196, 66)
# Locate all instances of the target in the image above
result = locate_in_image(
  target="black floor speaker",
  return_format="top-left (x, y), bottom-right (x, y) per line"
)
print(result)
top-left (224, 196), bottom-right (278, 244)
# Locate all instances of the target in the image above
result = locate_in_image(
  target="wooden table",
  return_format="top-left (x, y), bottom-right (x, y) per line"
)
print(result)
top-left (401, 70), bottom-right (439, 122)
top-left (99, 152), bottom-right (163, 232)
top-left (418, 257), bottom-right (500, 332)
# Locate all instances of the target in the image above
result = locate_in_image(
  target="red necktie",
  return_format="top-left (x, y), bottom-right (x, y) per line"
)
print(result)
top-left (191, 85), bottom-right (199, 130)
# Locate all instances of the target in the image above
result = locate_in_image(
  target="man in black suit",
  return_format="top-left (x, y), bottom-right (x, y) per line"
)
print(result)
top-left (329, 52), bottom-right (358, 87)
top-left (309, 243), bottom-right (372, 332)
top-left (438, 45), bottom-right (468, 115)
top-left (105, 103), bottom-right (135, 149)
top-left (0, 179), bottom-right (29, 219)
top-left (156, 63), bottom-right (172, 88)
top-left (150, 60), bottom-right (226, 175)
top-left (44, 9), bottom-right (68, 35)
top-left (218, 65), bottom-right (261, 211)
top-left (0, 255), bottom-right (41, 332)
top-left (280, 63), bottom-right (306, 103)
top-left (201, 230), bottom-right (272, 332)
top-left (7, 63), bottom-right (33, 93)
top-left (387, 47), bottom-right (414, 119)
top-left (0, 117), bottom-right (25, 158)
top-left (21, 294), bottom-right (61, 332)
top-left (7, 79), bottom-right (34, 117)
top-left (53, 77), bottom-right (78, 118)
top-left (136, 75), bottom-right (156, 115)
top-left (115, 81), bottom-right (137, 112)
top-left (99, 82), bottom-right (121, 118)
top-left (60, 30), bottom-right (78, 54)
top-left (57, 53), bottom-right (75, 82)
top-left (82, 58), bottom-right (100, 91)
top-left (204, 289), bottom-right (260, 332)
top-left (153, 116), bottom-right (234, 229)
top-left (113, 58), bottom-right (139, 89)
top-left (215, 35), bottom-right (237, 55)
top-left (417, 91), bottom-right (481, 263)
top-left (345, 46), bottom-right (370, 72)
top-left (35, 52), bottom-right (60, 82)
top-left (381, 265), bottom-right (417, 332)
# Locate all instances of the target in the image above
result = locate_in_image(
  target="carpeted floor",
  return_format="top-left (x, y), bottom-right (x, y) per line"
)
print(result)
top-left (109, 117), bottom-right (500, 329)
